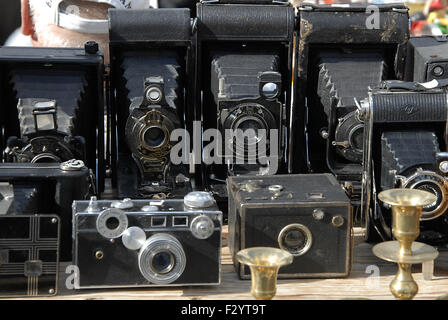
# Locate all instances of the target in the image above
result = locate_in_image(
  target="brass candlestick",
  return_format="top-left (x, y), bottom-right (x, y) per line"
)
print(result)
top-left (236, 247), bottom-right (293, 300)
top-left (373, 189), bottom-right (439, 300)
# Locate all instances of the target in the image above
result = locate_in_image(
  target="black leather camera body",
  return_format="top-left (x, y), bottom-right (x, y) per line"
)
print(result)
top-left (404, 35), bottom-right (448, 82)
top-left (72, 193), bottom-right (222, 288)
top-left (109, 8), bottom-right (193, 199)
top-left (359, 81), bottom-right (448, 245)
top-left (196, 0), bottom-right (295, 208)
top-left (0, 162), bottom-right (90, 261)
top-left (295, 3), bottom-right (410, 238)
top-left (228, 174), bottom-right (352, 279)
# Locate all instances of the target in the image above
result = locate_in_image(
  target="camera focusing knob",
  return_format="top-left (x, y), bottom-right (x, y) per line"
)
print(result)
top-left (87, 196), bottom-right (100, 212)
top-left (190, 215), bottom-right (215, 240)
top-left (111, 198), bottom-right (134, 210)
top-left (96, 208), bottom-right (129, 239)
top-left (184, 192), bottom-right (214, 208)
top-left (142, 205), bottom-right (159, 212)
top-left (60, 159), bottom-right (85, 171)
top-left (122, 227), bottom-right (147, 250)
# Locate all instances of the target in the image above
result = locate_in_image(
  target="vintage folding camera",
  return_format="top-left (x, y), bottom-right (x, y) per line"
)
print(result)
top-left (0, 210), bottom-right (60, 298)
top-left (72, 192), bottom-right (222, 288)
top-left (0, 44), bottom-right (105, 192)
top-left (358, 80), bottom-right (448, 245)
top-left (195, 0), bottom-right (294, 206)
top-left (404, 35), bottom-right (448, 82)
top-left (294, 3), bottom-right (410, 235)
top-left (0, 161), bottom-right (91, 261)
top-left (228, 174), bottom-right (352, 278)
top-left (109, 8), bottom-right (193, 199)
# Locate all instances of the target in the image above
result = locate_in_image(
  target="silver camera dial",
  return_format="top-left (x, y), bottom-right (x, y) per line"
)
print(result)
top-left (190, 215), bottom-right (215, 239)
top-left (96, 208), bottom-right (129, 239)
top-left (138, 233), bottom-right (186, 285)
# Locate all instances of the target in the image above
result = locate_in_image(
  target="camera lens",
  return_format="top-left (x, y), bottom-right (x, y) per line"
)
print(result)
top-left (414, 181), bottom-right (443, 214)
top-left (284, 229), bottom-right (306, 249)
top-left (143, 126), bottom-right (167, 149)
top-left (349, 125), bottom-right (364, 153)
top-left (138, 234), bottom-right (186, 284)
top-left (106, 217), bottom-right (120, 230)
top-left (278, 224), bottom-right (312, 256)
top-left (235, 116), bottom-right (266, 147)
top-left (151, 251), bottom-right (174, 274)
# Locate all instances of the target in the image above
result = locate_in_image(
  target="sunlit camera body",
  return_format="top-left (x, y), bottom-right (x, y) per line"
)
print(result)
top-left (72, 192), bottom-right (222, 288)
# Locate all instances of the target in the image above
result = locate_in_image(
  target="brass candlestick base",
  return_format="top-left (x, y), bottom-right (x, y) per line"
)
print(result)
top-left (373, 189), bottom-right (439, 300)
top-left (373, 241), bottom-right (439, 300)
top-left (236, 247), bottom-right (293, 300)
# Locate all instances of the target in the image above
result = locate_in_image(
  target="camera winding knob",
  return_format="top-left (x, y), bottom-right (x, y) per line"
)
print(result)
top-left (190, 215), bottom-right (215, 239)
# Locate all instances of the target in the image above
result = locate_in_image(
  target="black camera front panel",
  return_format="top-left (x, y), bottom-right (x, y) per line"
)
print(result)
top-left (0, 214), bottom-right (60, 297)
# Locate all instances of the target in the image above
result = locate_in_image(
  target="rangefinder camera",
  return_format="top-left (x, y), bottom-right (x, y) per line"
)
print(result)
top-left (72, 192), bottom-right (222, 289)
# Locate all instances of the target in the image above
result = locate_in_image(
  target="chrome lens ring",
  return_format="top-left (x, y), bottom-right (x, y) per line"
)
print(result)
top-left (278, 224), bottom-right (313, 256)
top-left (138, 234), bottom-right (186, 284)
top-left (96, 208), bottom-right (129, 239)
top-left (402, 170), bottom-right (448, 220)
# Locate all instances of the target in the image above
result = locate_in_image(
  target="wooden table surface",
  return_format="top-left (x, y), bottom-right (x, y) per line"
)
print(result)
top-left (5, 226), bottom-right (448, 300)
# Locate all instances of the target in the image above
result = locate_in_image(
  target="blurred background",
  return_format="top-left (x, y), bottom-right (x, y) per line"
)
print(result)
top-left (0, 0), bottom-right (446, 47)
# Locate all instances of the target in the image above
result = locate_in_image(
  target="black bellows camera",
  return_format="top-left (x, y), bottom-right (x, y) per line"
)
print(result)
top-left (196, 0), bottom-right (294, 206)
top-left (360, 81), bottom-right (448, 245)
top-left (295, 4), bottom-right (410, 237)
top-left (109, 8), bottom-right (192, 199)
top-left (0, 45), bottom-right (104, 185)
top-left (0, 46), bottom-right (103, 262)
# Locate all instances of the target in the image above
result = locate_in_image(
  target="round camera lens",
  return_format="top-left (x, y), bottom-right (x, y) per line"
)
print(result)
top-left (283, 229), bottom-right (306, 251)
top-left (414, 181), bottom-right (442, 213)
top-left (278, 224), bottom-right (312, 256)
top-left (262, 82), bottom-right (279, 98)
top-left (432, 66), bottom-right (445, 77)
top-left (143, 126), bottom-right (166, 148)
top-left (151, 251), bottom-right (174, 274)
top-left (235, 118), bottom-right (265, 147)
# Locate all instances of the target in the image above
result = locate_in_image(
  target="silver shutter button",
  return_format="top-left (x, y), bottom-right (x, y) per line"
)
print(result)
top-left (122, 227), bottom-right (147, 250)
top-left (111, 198), bottom-right (134, 209)
top-left (184, 192), bottom-right (214, 208)
top-left (190, 215), bottom-right (215, 239)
